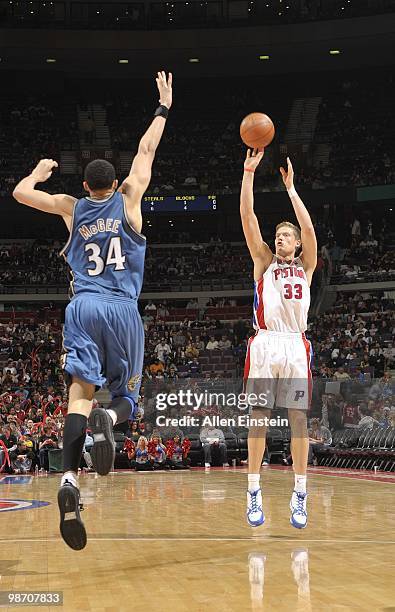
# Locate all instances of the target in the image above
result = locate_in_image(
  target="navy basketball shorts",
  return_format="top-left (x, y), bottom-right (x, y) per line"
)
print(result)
top-left (61, 294), bottom-right (144, 405)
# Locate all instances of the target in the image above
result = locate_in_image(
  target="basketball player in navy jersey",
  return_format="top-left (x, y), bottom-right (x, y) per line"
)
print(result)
top-left (13, 71), bottom-right (173, 549)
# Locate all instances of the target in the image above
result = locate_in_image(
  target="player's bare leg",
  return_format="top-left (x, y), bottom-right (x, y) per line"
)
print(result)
top-left (288, 409), bottom-right (309, 529)
top-left (58, 377), bottom-right (94, 550)
top-left (247, 408), bottom-right (271, 526)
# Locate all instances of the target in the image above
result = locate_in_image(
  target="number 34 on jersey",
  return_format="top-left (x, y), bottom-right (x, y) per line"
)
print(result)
top-left (85, 237), bottom-right (126, 276)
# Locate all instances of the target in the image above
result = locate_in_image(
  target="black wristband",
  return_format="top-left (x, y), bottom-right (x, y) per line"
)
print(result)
top-left (154, 104), bottom-right (169, 119)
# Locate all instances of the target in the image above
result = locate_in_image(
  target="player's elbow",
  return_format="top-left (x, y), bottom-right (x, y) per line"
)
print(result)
top-left (12, 188), bottom-right (24, 202)
top-left (137, 142), bottom-right (149, 155)
top-left (138, 141), bottom-right (156, 156)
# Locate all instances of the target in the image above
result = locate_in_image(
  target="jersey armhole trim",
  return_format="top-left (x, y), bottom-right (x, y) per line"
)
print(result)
top-left (121, 194), bottom-right (147, 242)
top-left (253, 254), bottom-right (274, 282)
top-left (59, 199), bottom-right (78, 257)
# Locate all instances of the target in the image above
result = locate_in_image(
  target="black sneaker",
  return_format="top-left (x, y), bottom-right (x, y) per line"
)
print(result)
top-left (58, 481), bottom-right (87, 550)
top-left (88, 407), bottom-right (115, 476)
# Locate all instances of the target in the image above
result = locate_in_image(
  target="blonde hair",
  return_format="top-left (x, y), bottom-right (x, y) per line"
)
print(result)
top-left (137, 436), bottom-right (148, 448)
top-left (275, 221), bottom-right (301, 241)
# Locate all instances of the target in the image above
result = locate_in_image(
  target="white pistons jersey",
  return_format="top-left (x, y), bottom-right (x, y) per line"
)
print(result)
top-left (253, 256), bottom-right (310, 333)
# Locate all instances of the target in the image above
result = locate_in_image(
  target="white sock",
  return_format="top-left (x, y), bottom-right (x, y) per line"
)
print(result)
top-left (61, 471), bottom-right (78, 488)
top-left (106, 409), bottom-right (117, 426)
top-left (294, 474), bottom-right (307, 494)
top-left (248, 474), bottom-right (260, 492)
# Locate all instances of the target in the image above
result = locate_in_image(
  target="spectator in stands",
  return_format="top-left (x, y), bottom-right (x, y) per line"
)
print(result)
top-left (167, 365), bottom-right (179, 381)
top-left (82, 431), bottom-right (94, 471)
top-left (333, 367), bottom-right (351, 381)
top-left (173, 329), bottom-right (187, 349)
top-left (149, 434), bottom-right (168, 470)
top-left (0, 424), bottom-right (17, 472)
top-left (351, 217), bottom-right (361, 246)
top-left (149, 359), bottom-right (165, 377)
top-left (22, 419), bottom-right (35, 435)
top-left (38, 425), bottom-right (58, 471)
top-left (383, 343), bottom-right (395, 368)
top-left (308, 418), bottom-right (332, 465)
top-left (157, 303), bottom-right (170, 318)
top-left (33, 408), bottom-right (44, 423)
top-left (200, 424), bottom-right (228, 467)
top-left (132, 436), bottom-right (153, 471)
top-left (369, 348), bottom-right (386, 378)
top-left (194, 335), bottom-right (205, 351)
top-left (327, 395), bottom-right (344, 431)
top-left (369, 375), bottom-right (394, 402)
top-left (186, 299), bottom-right (198, 310)
top-left (218, 335), bottom-right (232, 350)
top-left (167, 434), bottom-right (190, 470)
top-left (145, 300), bottom-right (157, 312)
top-left (358, 404), bottom-right (379, 429)
top-left (9, 439), bottom-right (34, 473)
top-left (154, 339), bottom-right (171, 363)
top-left (379, 406), bottom-right (392, 428)
top-left (187, 358), bottom-right (201, 376)
top-left (206, 336), bottom-right (219, 351)
top-left (3, 359), bottom-right (17, 377)
top-left (185, 342), bottom-right (199, 359)
top-left (129, 421), bottom-right (142, 444)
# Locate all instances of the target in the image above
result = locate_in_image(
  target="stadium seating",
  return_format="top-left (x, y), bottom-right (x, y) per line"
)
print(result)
top-left (315, 427), bottom-right (395, 471)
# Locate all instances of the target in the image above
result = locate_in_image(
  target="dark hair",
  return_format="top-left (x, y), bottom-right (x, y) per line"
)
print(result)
top-left (84, 159), bottom-right (116, 191)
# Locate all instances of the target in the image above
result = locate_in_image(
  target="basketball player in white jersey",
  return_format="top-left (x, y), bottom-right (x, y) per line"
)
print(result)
top-left (241, 149), bottom-right (317, 529)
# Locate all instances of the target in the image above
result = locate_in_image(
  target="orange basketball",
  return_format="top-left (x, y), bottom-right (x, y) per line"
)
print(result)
top-left (240, 113), bottom-right (275, 149)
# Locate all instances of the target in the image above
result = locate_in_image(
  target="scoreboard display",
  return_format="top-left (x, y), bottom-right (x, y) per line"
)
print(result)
top-left (142, 194), bottom-right (217, 213)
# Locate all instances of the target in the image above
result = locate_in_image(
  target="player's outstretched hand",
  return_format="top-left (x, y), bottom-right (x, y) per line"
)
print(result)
top-left (156, 71), bottom-right (173, 110)
top-left (31, 159), bottom-right (58, 183)
top-left (244, 148), bottom-right (264, 172)
top-left (280, 156), bottom-right (294, 190)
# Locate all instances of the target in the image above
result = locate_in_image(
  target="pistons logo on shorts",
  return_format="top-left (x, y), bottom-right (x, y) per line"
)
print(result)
top-left (127, 374), bottom-right (141, 392)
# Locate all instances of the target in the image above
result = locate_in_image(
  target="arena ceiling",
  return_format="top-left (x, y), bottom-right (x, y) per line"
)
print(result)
top-left (0, 13), bottom-right (394, 76)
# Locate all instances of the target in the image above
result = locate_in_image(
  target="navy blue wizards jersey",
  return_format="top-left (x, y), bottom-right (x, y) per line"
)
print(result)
top-left (60, 191), bottom-right (146, 300)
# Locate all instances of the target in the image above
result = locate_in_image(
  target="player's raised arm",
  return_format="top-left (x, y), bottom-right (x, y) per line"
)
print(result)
top-left (240, 149), bottom-right (272, 277)
top-left (119, 71), bottom-right (173, 233)
top-left (12, 159), bottom-right (75, 227)
top-left (280, 157), bottom-right (317, 283)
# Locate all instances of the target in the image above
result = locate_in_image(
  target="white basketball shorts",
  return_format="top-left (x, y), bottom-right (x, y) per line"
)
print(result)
top-left (244, 330), bottom-right (313, 411)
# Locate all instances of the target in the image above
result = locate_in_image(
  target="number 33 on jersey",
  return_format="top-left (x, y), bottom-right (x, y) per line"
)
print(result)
top-left (253, 256), bottom-right (310, 333)
top-left (60, 191), bottom-right (146, 299)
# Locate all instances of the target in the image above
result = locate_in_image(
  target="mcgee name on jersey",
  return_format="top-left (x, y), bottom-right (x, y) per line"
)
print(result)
top-left (79, 218), bottom-right (122, 241)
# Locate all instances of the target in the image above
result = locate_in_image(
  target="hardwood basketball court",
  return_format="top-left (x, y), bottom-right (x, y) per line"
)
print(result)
top-left (0, 467), bottom-right (393, 611)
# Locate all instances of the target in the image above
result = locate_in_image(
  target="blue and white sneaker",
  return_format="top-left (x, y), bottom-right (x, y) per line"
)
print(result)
top-left (247, 488), bottom-right (265, 527)
top-left (290, 490), bottom-right (308, 529)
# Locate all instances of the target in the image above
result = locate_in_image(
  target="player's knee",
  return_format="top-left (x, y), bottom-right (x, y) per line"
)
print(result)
top-left (250, 407), bottom-right (272, 428)
top-left (288, 409), bottom-right (308, 437)
top-left (70, 376), bottom-right (95, 401)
